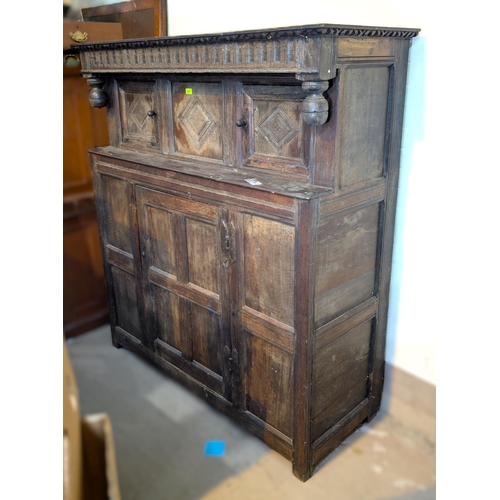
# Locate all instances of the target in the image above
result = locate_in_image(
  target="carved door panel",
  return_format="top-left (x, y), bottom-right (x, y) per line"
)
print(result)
top-left (235, 212), bottom-right (296, 439)
top-left (241, 85), bottom-right (309, 178)
top-left (136, 187), bottom-right (230, 397)
top-left (172, 81), bottom-right (224, 162)
top-left (95, 173), bottom-right (144, 343)
top-left (117, 78), bottom-right (162, 152)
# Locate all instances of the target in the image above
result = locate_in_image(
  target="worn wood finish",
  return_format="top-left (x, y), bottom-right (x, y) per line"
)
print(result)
top-left (83, 25), bottom-right (418, 481)
top-left (315, 203), bottom-right (381, 326)
top-left (135, 187), bottom-right (228, 393)
top-left (292, 199), bottom-right (319, 480)
top-left (172, 82), bottom-right (224, 160)
top-left (242, 85), bottom-right (308, 177)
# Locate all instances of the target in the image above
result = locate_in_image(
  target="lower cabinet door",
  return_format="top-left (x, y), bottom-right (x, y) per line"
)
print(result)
top-left (136, 186), bottom-right (230, 397)
top-left (95, 172), bottom-right (145, 344)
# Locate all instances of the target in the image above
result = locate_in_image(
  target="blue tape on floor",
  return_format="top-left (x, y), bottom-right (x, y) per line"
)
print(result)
top-left (204, 441), bottom-right (225, 456)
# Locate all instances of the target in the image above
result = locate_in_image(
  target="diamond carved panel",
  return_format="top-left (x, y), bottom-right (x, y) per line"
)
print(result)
top-left (178, 97), bottom-right (218, 149)
top-left (119, 80), bottom-right (159, 151)
top-left (129, 96), bottom-right (150, 131)
top-left (257, 106), bottom-right (299, 152)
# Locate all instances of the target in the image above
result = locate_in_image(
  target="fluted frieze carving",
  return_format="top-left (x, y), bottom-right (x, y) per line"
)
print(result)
top-left (80, 38), bottom-right (305, 74)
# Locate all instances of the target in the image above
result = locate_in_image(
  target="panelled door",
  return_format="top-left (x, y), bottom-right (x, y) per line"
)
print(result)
top-left (116, 77), bottom-right (164, 153)
top-left (241, 83), bottom-right (309, 180)
top-left (136, 186), bottom-right (231, 398)
top-left (95, 172), bottom-right (144, 344)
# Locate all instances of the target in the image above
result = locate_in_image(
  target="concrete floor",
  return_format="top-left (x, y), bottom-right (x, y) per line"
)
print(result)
top-left (66, 325), bottom-right (436, 500)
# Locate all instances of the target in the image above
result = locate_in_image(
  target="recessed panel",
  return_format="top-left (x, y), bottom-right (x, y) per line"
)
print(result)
top-left (154, 286), bottom-right (185, 353)
top-left (118, 80), bottom-right (160, 151)
top-left (111, 266), bottom-right (141, 340)
top-left (147, 206), bottom-right (178, 277)
top-left (315, 204), bottom-right (380, 326)
top-left (243, 85), bottom-right (308, 176)
top-left (186, 219), bottom-right (219, 294)
top-left (311, 319), bottom-right (373, 440)
top-left (173, 82), bottom-right (223, 160)
top-left (243, 215), bottom-right (295, 326)
top-left (338, 66), bottom-right (391, 188)
top-left (100, 175), bottom-right (132, 254)
top-left (191, 303), bottom-right (223, 376)
top-left (244, 333), bottom-right (293, 437)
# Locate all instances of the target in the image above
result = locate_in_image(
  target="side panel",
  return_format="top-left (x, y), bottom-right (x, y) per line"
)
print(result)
top-left (311, 194), bottom-right (381, 465)
top-left (312, 318), bottom-right (373, 442)
top-left (337, 65), bottom-right (391, 189)
top-left (310, 39), bottom-right (411, 469)
top-left (315, 204), bottom-right (381, 327)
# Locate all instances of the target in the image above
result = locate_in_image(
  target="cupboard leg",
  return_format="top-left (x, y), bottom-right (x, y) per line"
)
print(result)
top-left (111, 332), bottom-right (123, 349)
top-left (292, 459), bottom-right (313, 482)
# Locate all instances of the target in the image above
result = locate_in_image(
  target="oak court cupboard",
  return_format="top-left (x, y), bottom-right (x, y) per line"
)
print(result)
top-left (76, 23), bottom-right (419, 481)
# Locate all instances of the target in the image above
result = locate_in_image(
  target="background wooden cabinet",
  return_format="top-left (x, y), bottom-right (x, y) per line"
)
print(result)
top-left (63, 21), bottom-right (123, 337)
top-left (63, 65), bottom-right (110, 337)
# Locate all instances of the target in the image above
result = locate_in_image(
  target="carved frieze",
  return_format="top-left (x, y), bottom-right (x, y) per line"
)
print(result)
top-left (77, 24), bottom-right (419, 78)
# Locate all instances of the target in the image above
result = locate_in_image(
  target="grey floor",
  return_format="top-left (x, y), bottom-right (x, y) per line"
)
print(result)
top-left (66, 325), bottom-right (436, 500)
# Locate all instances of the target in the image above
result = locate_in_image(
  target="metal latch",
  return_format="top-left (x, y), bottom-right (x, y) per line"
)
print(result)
top-left (220, 221), bottom-right (236, 264)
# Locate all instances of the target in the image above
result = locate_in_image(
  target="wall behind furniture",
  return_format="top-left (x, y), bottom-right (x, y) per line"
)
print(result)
top-left (165, 0), bottom-right (496, 387)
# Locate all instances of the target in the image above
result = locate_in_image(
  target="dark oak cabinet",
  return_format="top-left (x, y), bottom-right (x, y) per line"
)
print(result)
top-left (78, 24), bottom-right (419, 480)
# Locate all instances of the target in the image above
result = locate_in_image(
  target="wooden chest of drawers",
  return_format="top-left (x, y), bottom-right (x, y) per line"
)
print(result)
top-left (78, 24), bottom-right (419, 481)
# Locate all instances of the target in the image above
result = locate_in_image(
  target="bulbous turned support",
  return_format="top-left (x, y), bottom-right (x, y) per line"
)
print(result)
top-left (86, 75), bottom-right (108, 108)
top-left (301, 80), bottom-right (329, 126)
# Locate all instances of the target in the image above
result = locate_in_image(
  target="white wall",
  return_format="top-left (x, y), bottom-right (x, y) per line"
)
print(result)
top-left (165, 0), bottom-right (468, 386)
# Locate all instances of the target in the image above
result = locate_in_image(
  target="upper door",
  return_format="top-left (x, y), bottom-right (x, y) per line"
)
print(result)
top-left (172, 81), bottom-right (225, 162)
top-left (241, 84), bottom-right (309, 179)
top-left (116, 78), bottom-right (164, 153)
top-left (136, 186), bottom-right (231, 398)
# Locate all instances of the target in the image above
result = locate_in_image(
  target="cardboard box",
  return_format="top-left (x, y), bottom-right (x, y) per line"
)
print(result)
top-left (63, 340), bottom-right (121, 500)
